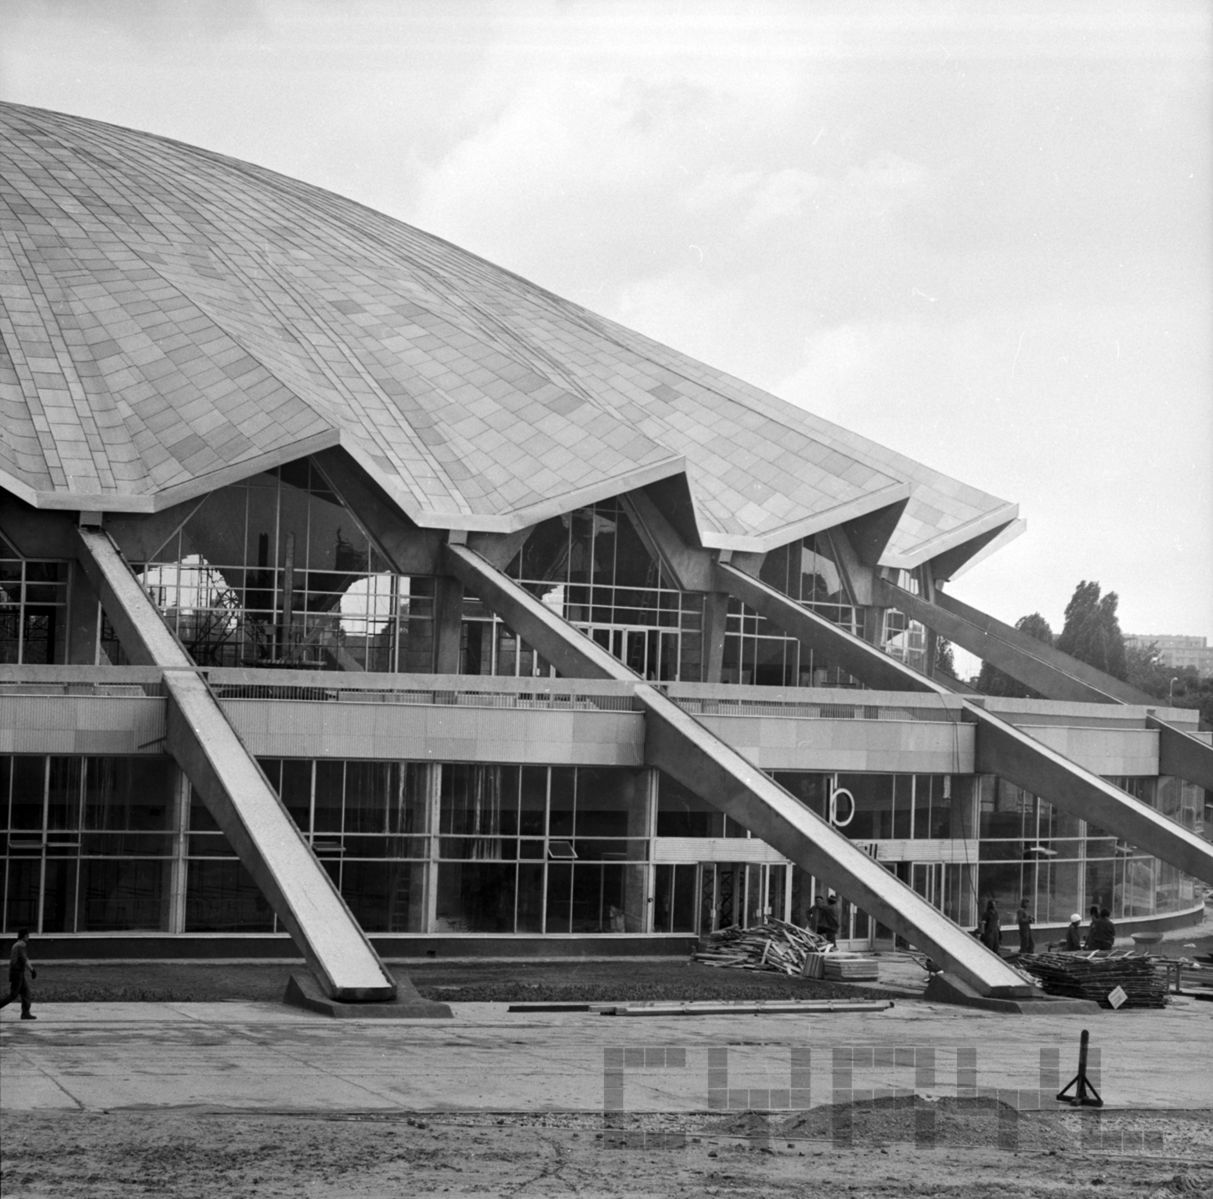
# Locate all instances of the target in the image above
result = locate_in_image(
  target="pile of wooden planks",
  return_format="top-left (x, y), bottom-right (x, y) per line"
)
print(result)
top-left (1018, 951), bottom-right (1169, 1008)
top-left (821, 955), bottom-right (880, 982)
top-left (691, 919), bottom-right (834, 975)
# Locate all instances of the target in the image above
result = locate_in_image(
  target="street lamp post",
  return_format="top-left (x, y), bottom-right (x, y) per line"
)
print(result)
top-left (1168, 676), bottom-right (1179, 704)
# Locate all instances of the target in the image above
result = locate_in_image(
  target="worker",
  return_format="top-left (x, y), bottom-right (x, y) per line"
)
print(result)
top-left (812, 894), bottom-right (839, 946)
top-left (980, 900), bottom-right (1001, 953)
top-left (1087, 907), bottom-right (1117, 951)
top-left (1064, 913), bottom-right (1083, 951)
top-left (1015, 897), bottom-right (1035, 955)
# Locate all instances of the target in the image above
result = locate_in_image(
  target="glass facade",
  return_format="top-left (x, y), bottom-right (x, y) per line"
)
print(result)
top-left (975, 776), bottom-right (1199, 924)
top-left (435, 764), bottom-right (648, 934)
top-left (1, 538), bottom-right (69, 665)
top-left (1, 456), bottom-right (1202, 946)
top-left (725, 533), bottom-right (863, 687)
top-left (11, 456), bottom-right (933, 688)
top-left (0, 755), bottom-right (176, 932)
top-left (774, 771), bottom-right (969, 841)
top-left (495, 498), bottom-right (704, 681)
top-left (138, 462), bottom-right (432, 672)
top-left (881, 569), bottom-right (929, 671)
top-left (0, 751), bottom-right (1202, 939)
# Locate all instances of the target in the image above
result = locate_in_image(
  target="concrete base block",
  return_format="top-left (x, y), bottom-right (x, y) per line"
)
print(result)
top-left (924, 971), bottom-right (1102, 1014)
top-left (284, 972), bottom-right (453, 1019)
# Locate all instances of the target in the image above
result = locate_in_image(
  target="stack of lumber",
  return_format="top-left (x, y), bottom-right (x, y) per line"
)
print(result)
top-left (691, 919), bottom-right (832, 975)
top-left (821, 954), bottom-right (880, 982)
top-left (1018, 951), bottom-right (1169, 1008)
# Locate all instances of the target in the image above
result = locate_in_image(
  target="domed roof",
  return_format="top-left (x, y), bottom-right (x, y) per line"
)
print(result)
top-left (0, 102), bottom-right (1017, 566)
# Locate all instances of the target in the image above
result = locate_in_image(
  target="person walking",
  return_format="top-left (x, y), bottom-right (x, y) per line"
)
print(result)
top-left (1015, 897), bottom-right (1035, 955)
top-left (979, 900), bottom-right (1002, 953)
top-left (0, 928), bottom-right (37, 1019)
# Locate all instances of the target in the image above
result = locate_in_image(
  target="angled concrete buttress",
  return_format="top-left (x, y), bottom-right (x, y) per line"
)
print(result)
top-left (718, 562), bottom-right (1213, 889)
top-left (76, 528), bottom-right (447, 1011)
top-left (872, 578), bottom-right (1146, 704)
top-left (720, 564), bottom-right (938, 694)
top-left (873, 579), bottom-right (1213, 800)
top-left (972, 704), bottom-right (1213, 884)
top-left (443, 543), bottom-right (1031, 998)
top-left (1147, 714), bottom-right (1213, 793)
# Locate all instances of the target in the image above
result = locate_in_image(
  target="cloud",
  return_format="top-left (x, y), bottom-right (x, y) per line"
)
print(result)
top-left (4, 0), bottom-right (1207, 637)
top-left (774, 298), bottom-right (1213, 638)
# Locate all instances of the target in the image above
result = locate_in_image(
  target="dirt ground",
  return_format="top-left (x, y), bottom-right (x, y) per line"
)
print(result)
top-left (27, 957), bottom-right (896, 1005)
top-left (8, 946), bottom-right (1211, 1196)
top-left (2, 1103), bottom-right (1210, 1198)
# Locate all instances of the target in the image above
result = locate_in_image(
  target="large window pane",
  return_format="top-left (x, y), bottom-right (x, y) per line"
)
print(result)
top-left (186, 860), bottom-right (274, 931)
top-left (545, 861), bottom-right (572, 932)
top-left (575, 766), bottom-right (640, 837)
top-left (79, 859), bottom-right (167, 930)
top-left (656, 774), bottom-right (721, 837)
top-left (835, 774), bottom-right (893, 840)
top-left (435, 861), bottom-right (516, 932)
top-left (84, 759), bottom-right (173, 830)
top-left (2, 857), bottom-right (40, 932)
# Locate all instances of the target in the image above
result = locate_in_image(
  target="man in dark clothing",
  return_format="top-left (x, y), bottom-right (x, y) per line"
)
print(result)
top-left (812, 894), bottom-right (839, 945)
top-left (823, 895), bottom-right (840, 945)
top-left (0, 929), bottom-right (37, 1019)
top-left (1015, 898), bottom-right (1035, 954)
top-left (980, 900), bottom-right (1001, 952)
top-left (1087, 908), bottom-right (1117, 951)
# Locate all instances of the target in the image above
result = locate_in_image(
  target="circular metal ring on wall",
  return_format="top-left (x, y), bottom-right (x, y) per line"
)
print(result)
top-left (828, 787), bottom-right (855, 828)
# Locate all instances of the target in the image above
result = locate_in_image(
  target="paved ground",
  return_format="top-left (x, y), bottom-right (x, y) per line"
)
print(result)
top-left (2, 990), bottom-right (1210, 1116)
top-left (3, 936), bottom-right (1211, 1198)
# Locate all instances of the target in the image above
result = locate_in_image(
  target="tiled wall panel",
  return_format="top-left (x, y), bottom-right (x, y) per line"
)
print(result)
top-left (0, 696), bottom-right (166, 755)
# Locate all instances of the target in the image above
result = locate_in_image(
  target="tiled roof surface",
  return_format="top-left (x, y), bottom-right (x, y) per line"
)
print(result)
top-left (0, 103), bottom-right (1016, 564)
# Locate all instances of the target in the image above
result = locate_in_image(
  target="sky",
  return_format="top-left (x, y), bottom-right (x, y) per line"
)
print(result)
top-left (2, 0), bottom-right (1210, 668)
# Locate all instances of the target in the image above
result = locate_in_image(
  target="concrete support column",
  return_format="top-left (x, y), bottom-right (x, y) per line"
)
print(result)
top-left (924, 627), bottom-right (939, 679)
top-left (624, 768), bottom-right (656, 933)
top-left (432, 576), bottom-right (464, 675)
top-left (416, 763), bottom-right (443, 933)
top-left (65, 561), bottom-right (102, 665)
top-left (700, 592), bottom-right (729, 683)
top-left (166, 765), bottom-right (190, 934)
top-left (862, 605), bottom-right (886, 647)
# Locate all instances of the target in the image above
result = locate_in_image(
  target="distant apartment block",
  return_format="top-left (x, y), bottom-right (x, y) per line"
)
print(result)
top-left (1125, 635), bottom-right (1213, 677)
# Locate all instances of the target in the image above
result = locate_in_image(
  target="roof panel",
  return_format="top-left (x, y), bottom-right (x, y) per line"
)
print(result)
top-left (1, 102), bottom-right (1015, 561)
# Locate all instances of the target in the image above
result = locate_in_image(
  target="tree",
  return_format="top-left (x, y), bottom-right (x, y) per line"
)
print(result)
top-left (1125, 646), bottom-right (1212, 729)
top-left (1125, 640), bottom-right (1169, 695)
top-left (976, 612), bottom-right (1054, 698)
top-left (934, 637), bottom-right (956, 678)
top-left (1056, 580), bottom-right (1127, 680)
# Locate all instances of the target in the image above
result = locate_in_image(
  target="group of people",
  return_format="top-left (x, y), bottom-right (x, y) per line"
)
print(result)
top-left (977, 897), bottom-right (1036, 953)
top-left (977, 899), bottom-right (1117, 956)
top-left (1070, 905), bottom-right (1118, 951)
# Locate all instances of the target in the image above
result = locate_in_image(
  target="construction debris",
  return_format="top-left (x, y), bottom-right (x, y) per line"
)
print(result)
top-left (691, 919), bottom-right (836, 976)
top-left (821, 956), bottom-right (880, 982)
top-left (1018, 952), bottom-right (1169, 1008)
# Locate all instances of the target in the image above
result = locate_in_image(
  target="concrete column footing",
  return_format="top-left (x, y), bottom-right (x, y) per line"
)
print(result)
top-left (284, 972), bottom-right (453, 1019)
